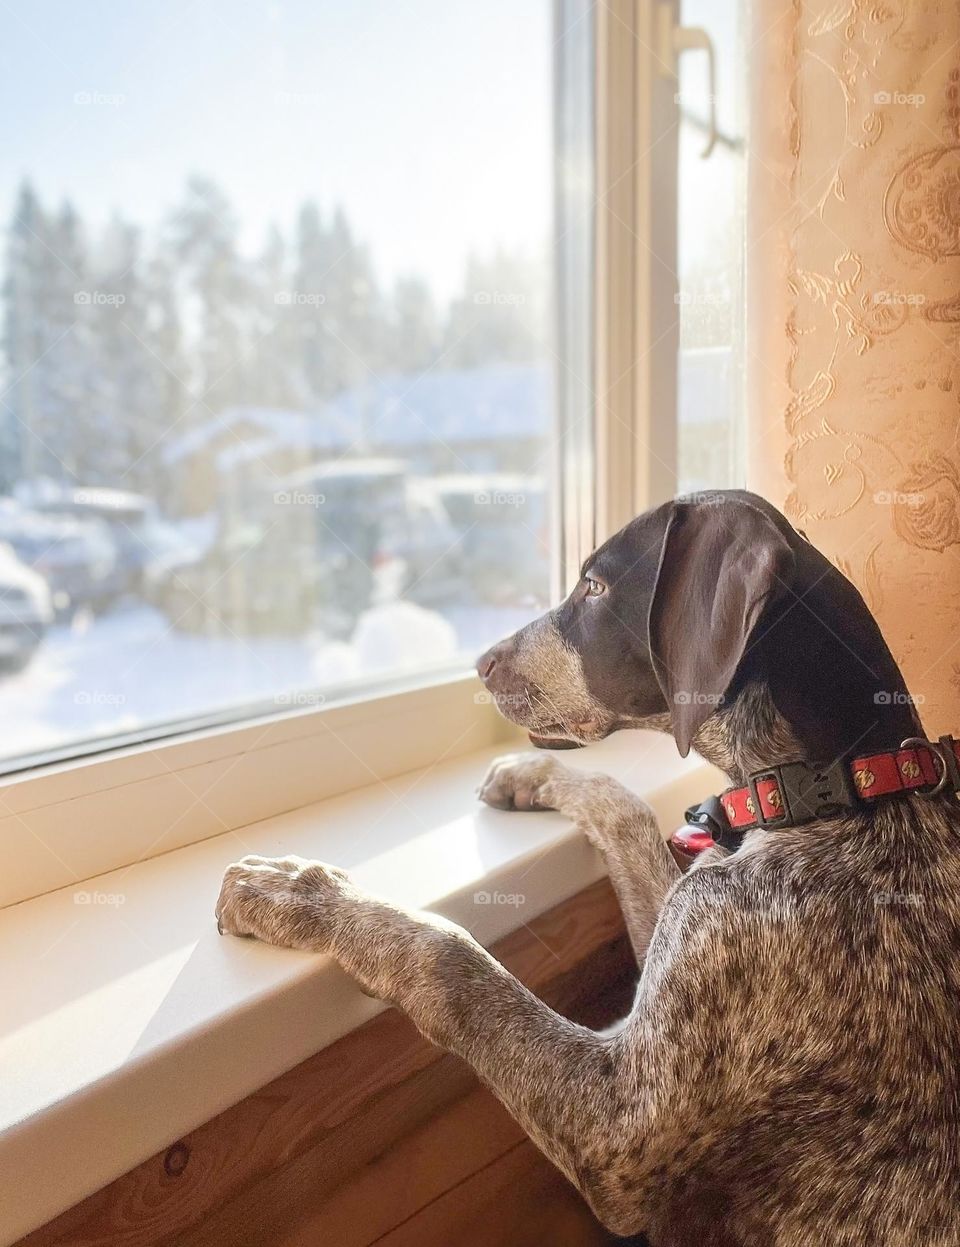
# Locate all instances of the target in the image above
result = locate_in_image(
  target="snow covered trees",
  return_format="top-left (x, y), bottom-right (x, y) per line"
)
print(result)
top-left (0, 177), bottom-right (545, 506)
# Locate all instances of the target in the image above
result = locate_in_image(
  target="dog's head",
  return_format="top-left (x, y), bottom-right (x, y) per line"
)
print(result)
top-left (477, 490), bottom-right (921, 763)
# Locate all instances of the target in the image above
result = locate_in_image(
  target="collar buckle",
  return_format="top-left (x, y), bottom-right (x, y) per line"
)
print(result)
top-left (748, 758), bottom-right (859, 829)
top-left (681, 793), bottom-right (743, 851)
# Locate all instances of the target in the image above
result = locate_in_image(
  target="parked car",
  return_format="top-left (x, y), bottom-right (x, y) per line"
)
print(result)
top-left (0, 542), bottom-right (53, 672)
top-left (32, 486), bottom-right (182, 601)
top-left (0, 501), bottom-right (118, 617)
top-left (414, 474), bottom-right (548, 606)
top-left (371, 488), bottom-right (464, 609)
top-left (30, 521), bottom-right (119, 617)
top-left (146, 459), bottom-right (463, 637)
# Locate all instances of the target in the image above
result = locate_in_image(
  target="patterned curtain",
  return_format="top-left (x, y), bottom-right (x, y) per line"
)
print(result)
top-left (747, 0), bottom-right (960, 735)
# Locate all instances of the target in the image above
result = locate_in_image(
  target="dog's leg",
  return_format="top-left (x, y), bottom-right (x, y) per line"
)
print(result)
top-left (479, 753), bottom-right (680, 964)
top-left (215, 854), bottom-right (629, 1215)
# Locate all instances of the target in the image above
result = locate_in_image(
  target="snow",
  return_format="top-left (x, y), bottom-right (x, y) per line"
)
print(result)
top-left (351, 601), bottom-right (458, 673)
top-left (0, 599), bottom-right (533, 763)
top-left (161, 364), bottom-right (550, 468)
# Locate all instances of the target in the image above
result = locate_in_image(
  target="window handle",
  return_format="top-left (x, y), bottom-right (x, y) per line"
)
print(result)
top-left (656, 5), bottom-right (718, 159)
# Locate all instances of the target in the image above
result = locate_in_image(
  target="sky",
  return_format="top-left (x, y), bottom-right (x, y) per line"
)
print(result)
top-left (0, 0), bottom-right (743, 299)
top-left (0, 0), bottom-right (554, 301)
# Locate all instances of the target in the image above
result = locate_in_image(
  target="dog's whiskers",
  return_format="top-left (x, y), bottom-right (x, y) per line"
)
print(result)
top-left (531, 687), bottom-right (576, 739)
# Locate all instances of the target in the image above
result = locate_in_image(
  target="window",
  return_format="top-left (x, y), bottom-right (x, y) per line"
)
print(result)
top-left (0, 2), bottom-right (759, 904)
top-left (675, 0), bottom-right (746, 494)
top-left (0, 0), bottom-right (746, 793)
top-left (0, 1), bottom-right (580, 768)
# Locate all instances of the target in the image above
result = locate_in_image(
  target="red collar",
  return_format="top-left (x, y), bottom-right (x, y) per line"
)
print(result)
top-left (673, 735), bottom-right (960, 855)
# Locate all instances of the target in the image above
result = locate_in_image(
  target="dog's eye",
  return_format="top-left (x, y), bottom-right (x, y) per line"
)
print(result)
top-left (584, 577), bottom-right (606, 598)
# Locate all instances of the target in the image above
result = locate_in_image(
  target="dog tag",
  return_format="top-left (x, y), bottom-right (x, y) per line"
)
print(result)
top-left (671, 825), bottom-right (716, 854)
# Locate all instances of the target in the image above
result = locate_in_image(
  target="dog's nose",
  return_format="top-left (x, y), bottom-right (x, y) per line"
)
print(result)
top-left (477, 641), bottom-right (510, 684)
top-left (477, 648), bottom-right (498, 683)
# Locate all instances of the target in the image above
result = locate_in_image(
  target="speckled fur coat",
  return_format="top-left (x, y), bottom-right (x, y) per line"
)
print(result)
top-left (218, 493), bottom-right (960, 1245)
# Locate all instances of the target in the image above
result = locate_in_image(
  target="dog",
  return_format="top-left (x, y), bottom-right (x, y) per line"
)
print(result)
top-left (217, 490), bottom-right (960, 1245)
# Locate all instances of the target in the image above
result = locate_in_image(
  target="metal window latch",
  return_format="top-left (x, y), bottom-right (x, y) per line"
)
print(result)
top-left (656, 4), bottom-right (718, 158)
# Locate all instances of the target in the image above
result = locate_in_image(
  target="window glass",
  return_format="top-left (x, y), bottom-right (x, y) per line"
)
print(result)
top-left (675, 0), bottom-right (745, 494)
top-left (0, 1), bottom-right (566, 765)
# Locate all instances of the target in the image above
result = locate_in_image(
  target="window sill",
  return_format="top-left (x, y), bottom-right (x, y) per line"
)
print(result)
top-left (0, 730), bottom-right (722, 1246)
top-left (0, 671), bottom-right (509, 910)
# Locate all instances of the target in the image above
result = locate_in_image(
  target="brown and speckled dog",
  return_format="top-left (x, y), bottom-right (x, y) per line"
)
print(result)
top-left (217, 490), bottom-right (960, 1246)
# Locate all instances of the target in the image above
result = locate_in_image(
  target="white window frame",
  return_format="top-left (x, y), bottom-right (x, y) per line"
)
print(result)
top-left (2, 0), bottom-right (682, 909)
top-left (594, 0), bottom-right (679, 541)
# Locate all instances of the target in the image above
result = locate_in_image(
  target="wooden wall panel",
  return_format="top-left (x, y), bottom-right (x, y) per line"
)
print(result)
top-left (373, 1136), bottom-right (610, 1247)
top-left (18, 879), bottom-right (636, 1247)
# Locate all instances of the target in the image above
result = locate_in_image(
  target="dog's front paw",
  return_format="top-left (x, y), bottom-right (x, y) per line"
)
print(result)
top-left (478, 753), bottom-right (565, 811)
top-left (216, 854), bottom-right (353, 951)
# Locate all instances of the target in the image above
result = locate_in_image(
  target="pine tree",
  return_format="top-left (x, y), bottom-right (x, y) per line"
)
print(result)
top-left (324, 205), bottom-right (387, 391)
top-left (91, 216), bottom-right (171, 485)
top-left (387, 276), bottom-right (441, 377)
top-left (166, 176), bottom-right (251, 418)
top-left (138, 250), bottom-right (189, 493)
top-left (20, 197), bottom-right (94, 483)
top-left (0, 181), bottom-right (48, 488)
top-left (248, 222), bottom-right (306, 410)
top-left (442, 250), bottom-right (547, 369)
top-left (294, 201), bottom-right (341, 403)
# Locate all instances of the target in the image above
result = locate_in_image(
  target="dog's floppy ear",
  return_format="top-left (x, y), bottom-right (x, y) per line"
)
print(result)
top-left (648, 498), bottom-right (794, 756)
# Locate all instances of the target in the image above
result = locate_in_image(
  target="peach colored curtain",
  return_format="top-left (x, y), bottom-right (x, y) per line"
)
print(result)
top-left (747, 0), bottom-right (960, 735)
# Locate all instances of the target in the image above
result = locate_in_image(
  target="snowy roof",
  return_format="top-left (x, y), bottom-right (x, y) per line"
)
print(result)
top-left (417, 472), bottom-right (545, 495)
top-left (282, 457), bottom-right (407, 487)
top-left (162, 363), bottom-right (549, 467)
top-left (13, 479), bottom-right (151, 512)
top-left (325, 363), bottom-right (549, 446)
top-left (214, 436), bottom-right (284, 473)
top-left (163, 406), bottom-right (356, 467)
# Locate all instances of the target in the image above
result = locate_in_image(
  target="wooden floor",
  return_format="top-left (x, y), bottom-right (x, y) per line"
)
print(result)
top-left (18, 879), bottom-right (638, 1247)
